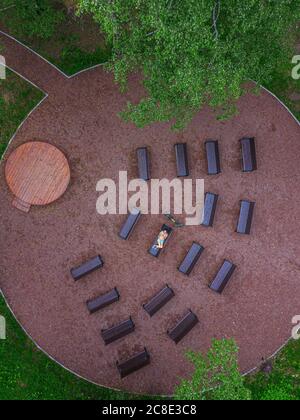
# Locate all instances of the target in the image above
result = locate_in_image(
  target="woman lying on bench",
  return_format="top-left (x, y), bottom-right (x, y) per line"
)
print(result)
top-left (156, 230), bottom-right (169, 249)
top-left (149, 224), bottom-right (173, 257)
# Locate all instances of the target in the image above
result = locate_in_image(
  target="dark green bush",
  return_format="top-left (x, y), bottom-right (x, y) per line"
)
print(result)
top-left (58, 45), bottom-right (111, 74)
top-left (6, 0), bottom-right (66, 40)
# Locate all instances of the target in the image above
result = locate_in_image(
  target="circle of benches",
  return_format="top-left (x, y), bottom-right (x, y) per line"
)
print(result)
top-left (71, 137), bottom-right (257, 378)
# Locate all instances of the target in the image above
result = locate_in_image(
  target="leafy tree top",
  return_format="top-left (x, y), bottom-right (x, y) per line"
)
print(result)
top-left (78, 0), bottom-right (300, 129)
top-left (1, 0), bottom-right (65, 40)
top-left (174, 338), bottom-right (252, 401)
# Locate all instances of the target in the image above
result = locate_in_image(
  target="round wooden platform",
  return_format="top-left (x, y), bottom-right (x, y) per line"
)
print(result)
top-left (5, 141), bottom-right (70, 212)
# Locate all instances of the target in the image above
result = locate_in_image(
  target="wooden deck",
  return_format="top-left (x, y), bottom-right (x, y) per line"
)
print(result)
top-left (5, 141), bottom-right (70, 212)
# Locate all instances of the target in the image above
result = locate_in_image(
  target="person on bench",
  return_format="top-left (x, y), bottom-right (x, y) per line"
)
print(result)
top-left (156, 230), bottom-right (169, 249)
top-left (149, 224), bottom-right (173, 257)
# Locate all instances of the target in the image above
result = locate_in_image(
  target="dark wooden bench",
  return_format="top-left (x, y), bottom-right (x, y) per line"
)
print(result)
top-left (101, 317), bottom-right (135, 345)
top-left (236, 200), bottom-right (255, 234)
top-left (137, 147), bottom-right (150, 181)
top-left (209, 260), bottom-right (236, 294)
top-left (201, 192), bottom-right (219, 227)
top-left (178, 242), bottom-right (204, 275)
top-left (116, 348), bottom-right (150, 378)
top-left (240, 137), bottom-right (257, 172)
top-left (87, 288), bottom-right (120, 314)
top-left (119, 208), bottom-right (141, 240)
top-left (148, 224), bottom-right (173, 257)
top-left (71, 255), bottom-right (103, 281)
top-left (205, 140), bottom-right (221, 175)
top-left (175, 143), bottom-right (189, 177)
top-left (167, 310), bottom-right (199, 344)
top-left (143, 285), bottom-right (175, 317)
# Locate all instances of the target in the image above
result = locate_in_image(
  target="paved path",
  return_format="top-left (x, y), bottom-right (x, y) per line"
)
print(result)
top-left (0, 31), bottom-right (67, 93)
top-left (0, 32), bottom-right (300, 395)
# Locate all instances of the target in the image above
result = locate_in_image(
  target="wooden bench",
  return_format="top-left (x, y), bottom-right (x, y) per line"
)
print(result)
top-left (236, 200), bottom-right (255, 234)
top-left (201, 192), bottom-right (219, 227)
top-left (167, 310), bottom-right (199, 344)
top-left (71, 255), bottom-right (104, 281)
top-left (87, 288), bottom-right (120, 314)
top-left (240, 137), bottom-right (257, 172)
top-left (101, 317), bottom-right (135, 345)
top-left (137, 147), bottom-right (150, 181)
top-left (143, 285), bottom-right (175, 317)
top-left (205, 140), bottom-right (221, 175)
top-left (148, 224), bottom-right (173, 257)
top-left (119, 208), bottom-right (141, 240)
top-left (178, 242), bottom-right (204, 275)
top-left (116, 348), bottom-right (150, 378)
top-left (175, 143), bottom-right (189, 177)
top-left (209, 260), bottom-right (236, 294)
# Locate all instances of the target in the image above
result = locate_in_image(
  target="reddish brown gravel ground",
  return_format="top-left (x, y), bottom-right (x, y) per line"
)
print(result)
top-left (0, 32), bottom-right (299, 396)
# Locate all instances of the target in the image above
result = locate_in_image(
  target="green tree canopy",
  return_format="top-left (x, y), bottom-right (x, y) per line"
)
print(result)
top-left (174, 339), bottom-right (252, 401)
top-left (0, 0), bottom-right (65, 40)
top-left (78, 0), bottom-right (300, 129)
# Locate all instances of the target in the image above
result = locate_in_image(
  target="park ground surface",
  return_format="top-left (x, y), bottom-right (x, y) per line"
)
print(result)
top-left (0, 7), bottom-right (299, 400)
top-left (0, 27), bottom-right (300, 398)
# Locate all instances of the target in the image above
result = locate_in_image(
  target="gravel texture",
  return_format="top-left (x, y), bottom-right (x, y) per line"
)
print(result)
top-left (0, 32), bottom-right (299, 395)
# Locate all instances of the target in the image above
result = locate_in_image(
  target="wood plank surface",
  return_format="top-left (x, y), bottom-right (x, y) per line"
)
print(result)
top-left (5, 142), bottom-right (70, 209)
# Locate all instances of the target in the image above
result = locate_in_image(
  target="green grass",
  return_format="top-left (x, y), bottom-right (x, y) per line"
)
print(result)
top-left (0, 2), bottom-right (111, 76)
top-left (265, 70), bottom-right (300, 122)
top-left (0, 293), bottom-right (137, 400)
top-left (263, 25), bottom-right (300, 121)
top-left (51, 44), bottom-right (110, 75)
top-left (0, 70), bottom-right (44, 156)
top-left (245, 339), bottom-right (300, 401)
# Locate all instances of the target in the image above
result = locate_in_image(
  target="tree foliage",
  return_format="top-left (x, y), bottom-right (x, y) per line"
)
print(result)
top-left (1, 0), bottom-right (65, 40)
top-left (78, 0), bottom-right (300, 129)
top-left (173, 339), bottom-right (252, 400)
top-left (246, 339), bottom-right (300, 401)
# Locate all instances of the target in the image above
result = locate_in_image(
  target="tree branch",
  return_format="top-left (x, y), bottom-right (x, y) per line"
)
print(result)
top-left (146, 30), bottom-right (157, 37)
top-left (212, 0), bottom-right (221, 40)
top-left (0, 4), bottom-right (15, 13)
top-left (167, 0), bottom-right (174, 11)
